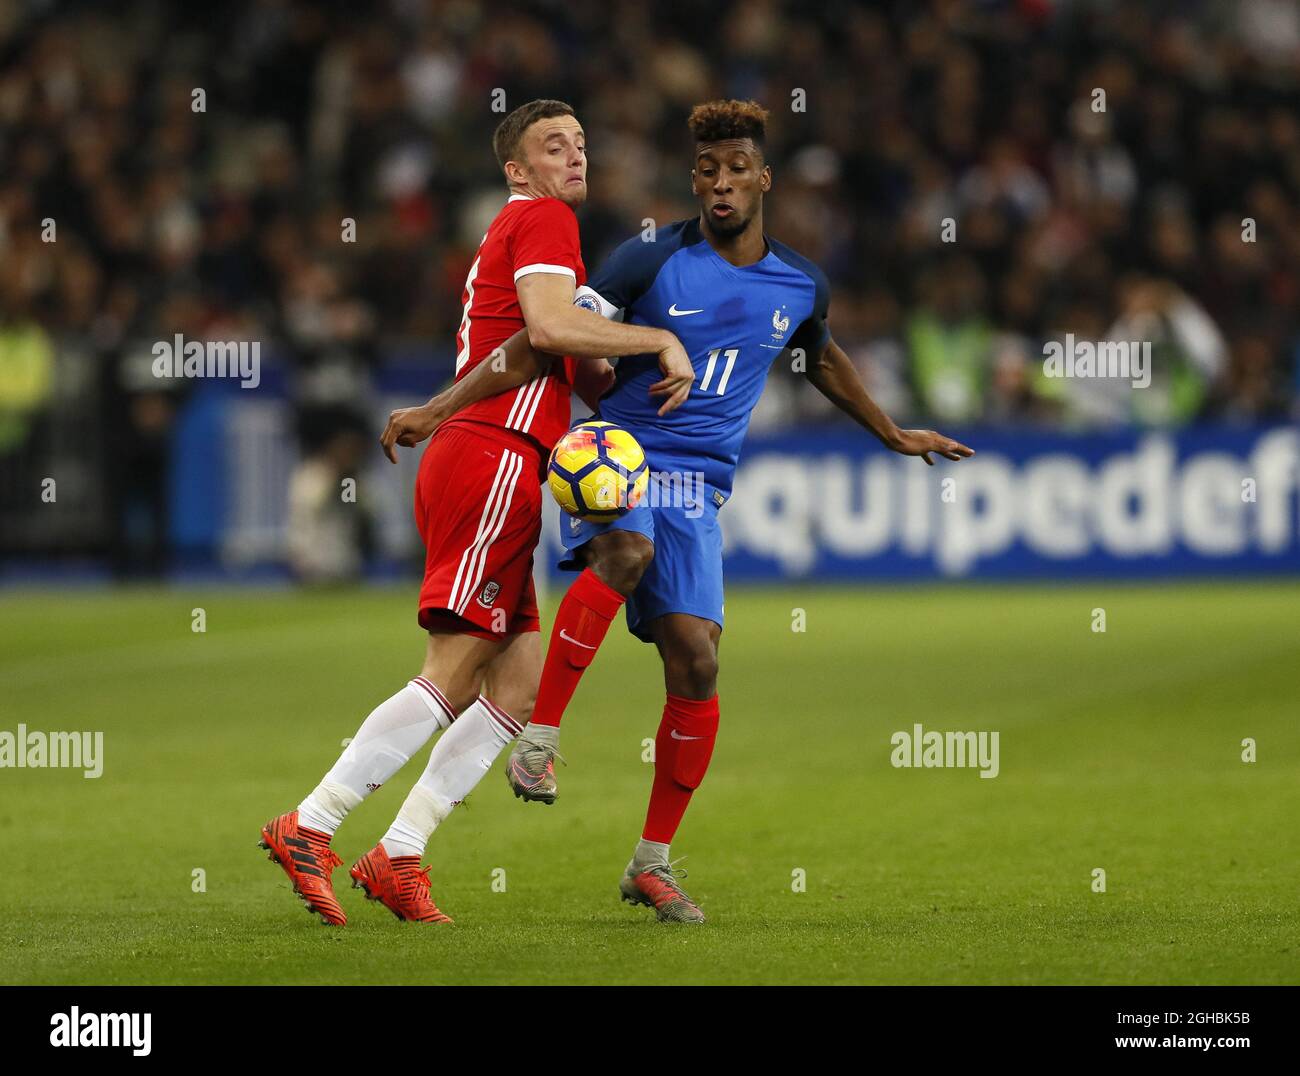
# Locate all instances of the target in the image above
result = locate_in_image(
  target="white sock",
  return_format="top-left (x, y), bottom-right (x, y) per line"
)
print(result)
top-left (297, 677), bottom-right (456, 835)
top-left (382, 695), bottom-right (523, 858)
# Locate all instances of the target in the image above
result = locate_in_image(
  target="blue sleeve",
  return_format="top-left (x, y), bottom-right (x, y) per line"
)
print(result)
top-left (788, 263), bottom-right (831, 359)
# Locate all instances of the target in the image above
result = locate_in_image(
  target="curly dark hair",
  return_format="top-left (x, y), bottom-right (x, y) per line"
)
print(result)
top-left (687, 99), bottom-right (769, 151)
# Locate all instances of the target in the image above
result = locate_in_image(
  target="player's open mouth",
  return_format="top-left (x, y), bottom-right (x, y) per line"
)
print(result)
top-left (710, 203), bottom-right (734, 218)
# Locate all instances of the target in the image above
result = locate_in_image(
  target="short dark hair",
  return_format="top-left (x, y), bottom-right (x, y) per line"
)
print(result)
top-left (687, 99), bottom-right (769, 152)
top-left (492, 99), bottom-right (576, 173)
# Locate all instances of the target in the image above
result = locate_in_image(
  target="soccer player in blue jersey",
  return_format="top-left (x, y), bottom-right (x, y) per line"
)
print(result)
top-left (384, 100), bottom-right (973, 922)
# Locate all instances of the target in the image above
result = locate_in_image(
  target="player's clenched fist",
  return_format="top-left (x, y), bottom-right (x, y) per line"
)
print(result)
top-left (380, 401), bottom-right (448, 464)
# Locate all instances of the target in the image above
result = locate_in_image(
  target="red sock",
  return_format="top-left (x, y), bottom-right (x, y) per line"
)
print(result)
top-left (642, 694), bottom-right (719, 844)
top-left (530, 568), bottom-right (626, 728)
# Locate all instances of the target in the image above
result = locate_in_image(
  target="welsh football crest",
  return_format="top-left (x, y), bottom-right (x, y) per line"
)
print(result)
top-left (477, 580), bottom-right (500, 608)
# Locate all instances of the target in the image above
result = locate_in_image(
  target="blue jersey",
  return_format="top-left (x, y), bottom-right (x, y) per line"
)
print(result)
top-left (576, 218), bottom-right (830, 497)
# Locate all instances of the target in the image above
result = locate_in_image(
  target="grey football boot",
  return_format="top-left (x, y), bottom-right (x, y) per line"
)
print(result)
top-left (619, 859), bottom-right (706, 924)
top-left (505, 724), bottom-right (565, 804)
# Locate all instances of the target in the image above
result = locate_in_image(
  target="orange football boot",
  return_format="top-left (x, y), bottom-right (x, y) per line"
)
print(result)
top-left (349, 843), bottom-right (453, 924)
top-left (258, 810), bottom-right (347, 926)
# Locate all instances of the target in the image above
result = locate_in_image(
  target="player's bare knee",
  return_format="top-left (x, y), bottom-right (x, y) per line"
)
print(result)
top-left (588, 532), bottom-right (652, 596)
top-left (667, 649), bottom-right (718, 699)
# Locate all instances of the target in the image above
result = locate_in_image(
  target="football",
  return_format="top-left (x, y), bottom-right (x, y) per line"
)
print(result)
top-left (547, 420), bottom-right (650, 521)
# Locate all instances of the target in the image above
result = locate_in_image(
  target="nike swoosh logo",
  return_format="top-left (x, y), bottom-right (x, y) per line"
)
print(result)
top-left (668, 304), bottom-right (704, 316)
top-left (559, 629), bottom-right (597, 649)
top-left (509, 760), bottom-right (544, 787)
top-left (670, 729), bottom-right (705, 741)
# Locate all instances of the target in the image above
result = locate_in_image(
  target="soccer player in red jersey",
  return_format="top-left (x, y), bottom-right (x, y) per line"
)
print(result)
top-left (260, 99), bottom-right (694, 925)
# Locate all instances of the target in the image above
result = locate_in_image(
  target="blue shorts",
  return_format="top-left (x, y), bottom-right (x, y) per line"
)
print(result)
top-left (558, 482), bottom-right (726, 643)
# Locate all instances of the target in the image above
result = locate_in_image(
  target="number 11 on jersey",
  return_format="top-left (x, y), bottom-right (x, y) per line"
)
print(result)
top-left (700, 347), bottom-right (739, 395)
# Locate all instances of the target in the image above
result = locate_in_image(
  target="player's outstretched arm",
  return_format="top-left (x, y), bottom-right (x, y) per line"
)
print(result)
top-left (803, 337), bottom-right (975, 466)
top-left (518, 273), bottom-right (694, 414)
top-left (379, 329), bottom-right (551, 463)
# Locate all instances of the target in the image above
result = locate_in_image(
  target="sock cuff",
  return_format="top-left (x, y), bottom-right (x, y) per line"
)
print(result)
top-left (573, 567), bottom-right (627, 620)
top-left (663, 692), bottom-right (719, 735)
top-left (478, 694), bottom-right (523, 739)
top-left (665, 692), bottom-right (719, 717)
top-left (408, 677), bottom-right (455, 728)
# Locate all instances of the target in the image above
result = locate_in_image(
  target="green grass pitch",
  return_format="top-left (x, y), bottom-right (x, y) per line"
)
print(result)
top-left (1, 581), bottom-right (1296, 985)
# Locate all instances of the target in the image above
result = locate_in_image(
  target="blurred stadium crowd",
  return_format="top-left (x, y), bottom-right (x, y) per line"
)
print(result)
top-left (1, 0), bottom-right (1298, 570)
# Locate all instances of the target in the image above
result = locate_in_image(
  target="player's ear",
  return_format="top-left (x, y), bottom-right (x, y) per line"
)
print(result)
top-left (760, 164), bottom-right (772, 192)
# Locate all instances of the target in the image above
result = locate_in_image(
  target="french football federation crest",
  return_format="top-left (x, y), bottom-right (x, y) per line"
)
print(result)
top-left (770, 306), bottom-right (790, 343)
top-left (477, 580), bottom-right (500, 608)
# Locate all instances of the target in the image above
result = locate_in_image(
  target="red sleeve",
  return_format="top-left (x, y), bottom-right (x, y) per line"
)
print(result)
top-left (508, 198), bottom-right (583, 284)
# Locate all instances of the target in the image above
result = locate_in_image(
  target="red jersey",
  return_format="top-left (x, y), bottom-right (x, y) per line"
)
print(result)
top-left (441, 193), bottom-right (584, 457)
